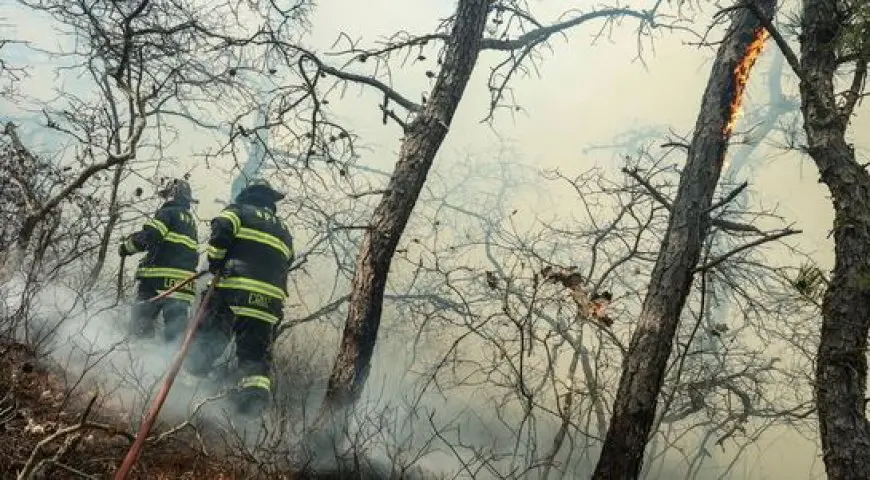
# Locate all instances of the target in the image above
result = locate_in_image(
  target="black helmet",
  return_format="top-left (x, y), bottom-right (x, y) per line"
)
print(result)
top-left (240, 177), bottom-right (285, 201)
top-left (158, 178), bottom-right (196, 203)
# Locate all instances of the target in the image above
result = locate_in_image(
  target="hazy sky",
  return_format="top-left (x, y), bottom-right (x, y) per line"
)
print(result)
top-left (4, 0), bottom-right (868, 477)
top-left (298, 0), bottom-right (859, 268)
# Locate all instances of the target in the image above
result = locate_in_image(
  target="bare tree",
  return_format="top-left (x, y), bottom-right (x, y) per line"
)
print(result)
top-left (2, 1), bottom-right (842, 477)
top-left (0, 33), bottom-right (26, 97)
top-left (0, 122), bottom-right (124, 305)
top-left (357, 148), bottom-right (806, 478)
top-left (591, 1), bottom-right (777, 477)
top-left (4, 0), bottom-right (311, 286)
top-left (309, 0), bottom-right (667, 413)
top-left (317, 0), bottom-right (491, 415)
top-left (752, 0), bottom-right (870, 477)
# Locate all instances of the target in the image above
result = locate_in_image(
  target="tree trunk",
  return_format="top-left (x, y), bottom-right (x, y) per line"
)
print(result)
top-left (800, 1), bottom-right (870, 478)
top-left (321, 0), bottom-right (490, 411)
top-left (85, 164), bottom-right (124, 290)
top-left (591, 3), bottom-right (775, 478)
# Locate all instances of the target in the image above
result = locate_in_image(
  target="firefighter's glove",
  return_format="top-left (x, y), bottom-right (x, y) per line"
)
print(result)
top-left (118, 242), bottom-right (131, 257)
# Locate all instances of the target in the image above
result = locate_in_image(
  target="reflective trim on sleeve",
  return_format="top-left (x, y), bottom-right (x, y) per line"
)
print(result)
top-left (206, 244), bottom-right (227, 260)
top-left (145, 218), bottom-right (169, 237)
top-left (217, 210), bottom-right (242, 234)
top-left (124, 237), bottom-right (140, 253)
top-left (230, 306), bottom-right (279, 324)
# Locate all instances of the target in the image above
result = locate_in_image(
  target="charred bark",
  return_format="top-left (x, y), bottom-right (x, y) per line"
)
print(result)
top-left (321, 0), bottom-right (490, 411)
top-left (591, 3), bottom-right (776, 478)
top-left (798, 1), bottom-right (870, 478)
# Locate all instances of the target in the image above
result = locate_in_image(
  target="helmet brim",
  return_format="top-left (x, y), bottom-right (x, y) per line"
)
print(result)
top-left (243, 184), bottom-right (285, 201)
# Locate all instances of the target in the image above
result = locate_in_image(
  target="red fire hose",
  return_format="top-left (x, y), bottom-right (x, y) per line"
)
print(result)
top-left (147, 271), bottom-right (207, 303)
top-left (113, 274), bottom-right (219, 480)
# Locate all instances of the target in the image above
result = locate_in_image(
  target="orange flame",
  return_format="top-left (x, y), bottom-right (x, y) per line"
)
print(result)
top-left (723, 27), bottom-right (771, 137)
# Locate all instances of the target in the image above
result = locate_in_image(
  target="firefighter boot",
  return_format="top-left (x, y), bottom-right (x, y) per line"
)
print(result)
top-left (162, 298), bottom-right (190, 344)
top-left (232, 376), bottom-right (271, 417)
top-left (129, 298), bottom-right (159, 340)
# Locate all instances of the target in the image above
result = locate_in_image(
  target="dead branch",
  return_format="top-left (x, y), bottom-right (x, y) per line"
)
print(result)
top-left (707, 182), bottom-right (749, 212)
top-left (623, 167), bottom-right (763, 234)
top-left (17, 395), bottom-right (133, 480)
top-left (741, 1), bottom-right (805, 84)
top-left (696, 228), bottom-right (801, 272)
top-left (301, 53), bottom-right (421, 113)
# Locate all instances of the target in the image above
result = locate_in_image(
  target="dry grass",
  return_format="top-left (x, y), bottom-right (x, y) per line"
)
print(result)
top-left (0, 338), bottom-right (303, 479)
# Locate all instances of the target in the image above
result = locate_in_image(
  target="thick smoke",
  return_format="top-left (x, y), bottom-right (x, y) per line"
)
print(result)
top-left (2, 271), bottom-right (723, 479)
top-left (1, 273), bottom-right (237, 429)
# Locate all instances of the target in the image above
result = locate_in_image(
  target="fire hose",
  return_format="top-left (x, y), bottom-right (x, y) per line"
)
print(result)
top-left (148, 270), bottom-right (207, 303)
top-left (113, 273), bottom-right (219, 480)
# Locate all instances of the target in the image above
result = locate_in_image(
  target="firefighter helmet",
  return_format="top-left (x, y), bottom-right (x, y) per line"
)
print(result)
top-left (240, 177), bottom-right (285, 201)
top-left (158, 178), bottom-right (196, 203)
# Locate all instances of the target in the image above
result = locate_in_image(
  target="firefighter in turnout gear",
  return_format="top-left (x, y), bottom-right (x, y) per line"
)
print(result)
top-left (119, 179), bottom-right (199, 343)
top-left (183, 178), bottom-right (294, 416)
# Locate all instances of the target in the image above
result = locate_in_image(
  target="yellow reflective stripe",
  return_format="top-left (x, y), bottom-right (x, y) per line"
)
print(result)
top-left (218, 210), bottom-right (241, 234)
top-left (124, 237), bottom-right (139, 252)
top-left (239, 375), bottom-right (271, 391)
top-left (217, 277), bottom-right (286, 300)
top-left (237, 227), bottom-right (291, 259)
top-left (136, 267), bottom-right (195, 280)
top-left (206, 245), bottom-right (226, 260)
top-left (164, 232), bottom-right (197, 250)
top-left (158, 290), bottom-right (195, 302)
top-left (230, 306), bottom-right (279, 324)
top-left (145, 218), bottom-right (169, 237)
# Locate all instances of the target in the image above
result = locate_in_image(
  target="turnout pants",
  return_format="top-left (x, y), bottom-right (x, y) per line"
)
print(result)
top-left (184, 287), bottom-right (281, 414)
top-left (129, 277), bottom-right (193, 343)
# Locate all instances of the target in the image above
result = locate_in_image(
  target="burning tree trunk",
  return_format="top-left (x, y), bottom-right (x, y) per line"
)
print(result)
top-left (784, 0), bottom-right (870, 477)
top-left (591, 3), bottom-right (775, 478)
top-left (321, 0), bottom-right (490, 411)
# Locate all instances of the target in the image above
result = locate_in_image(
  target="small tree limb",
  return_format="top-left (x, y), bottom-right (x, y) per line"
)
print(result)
top-left (623, 167), bottom-right (762, 234)
top-left (18, 395), bottom-right (132, 480)
top-left (742, 1), bottom-right (806, 84)
top-left (707, 182), bottom-right (749, 212)
top-left (695, 228), bottom-right (801, 272)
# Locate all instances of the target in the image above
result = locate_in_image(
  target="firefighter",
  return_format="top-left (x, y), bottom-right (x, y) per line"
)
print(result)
top-left (183, 178), bottom-right (294, 416)
top-left (119, 179), bottom-right (199, 344)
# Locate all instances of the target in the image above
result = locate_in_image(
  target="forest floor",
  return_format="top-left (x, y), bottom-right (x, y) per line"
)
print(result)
top-left (0, 338), bottom-right (317, 479)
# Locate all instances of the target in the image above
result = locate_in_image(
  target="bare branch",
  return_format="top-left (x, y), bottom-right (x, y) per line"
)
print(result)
top-left (623, 167), bottom-right (762, 234)
top-left (696, 228), bottom-right (801, 272)
top-left (742, 1), bottom-right (806, 84)
top-left (479, 8), bottom-right (655, 51)
top-left (707, 182), bottom-right (749, 212)
top-left (301, 53), bottom-right (422, 113)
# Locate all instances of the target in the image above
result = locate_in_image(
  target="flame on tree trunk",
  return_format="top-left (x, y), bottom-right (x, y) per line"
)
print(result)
top-left (319, 0), bottom-right (491, 413)
top-left (591, 3), bottom-right (774, 479)
top-left (724, 28), bottom-right (771, 137)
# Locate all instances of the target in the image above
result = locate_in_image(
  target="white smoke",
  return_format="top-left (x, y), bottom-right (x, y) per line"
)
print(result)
top-left (1, 269), bottom-right (707, 479)
top-left (2, 272), bottom-right (236, 432)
